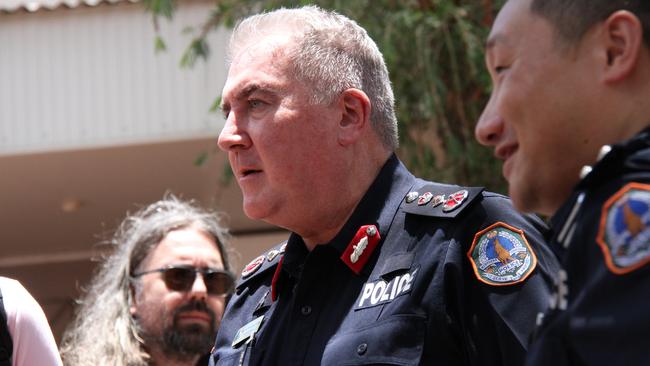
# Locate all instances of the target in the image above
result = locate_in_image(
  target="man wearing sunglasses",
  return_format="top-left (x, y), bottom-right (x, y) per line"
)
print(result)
top-left (60, 196), bottom-right (235, 366)
top-left (210, 6), bottom-right (560, 366)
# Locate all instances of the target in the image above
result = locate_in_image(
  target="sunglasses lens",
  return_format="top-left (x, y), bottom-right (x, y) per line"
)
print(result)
top-left (205, 272), bottom-right (235, 295)
top-left (163, 267), bottom-right (195, 291)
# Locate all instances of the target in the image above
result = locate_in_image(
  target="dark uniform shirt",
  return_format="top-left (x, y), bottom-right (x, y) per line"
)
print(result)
top-left (526, 127), bottom-right (650, 366)
top-left (211, 155), bottom-right (559, 366)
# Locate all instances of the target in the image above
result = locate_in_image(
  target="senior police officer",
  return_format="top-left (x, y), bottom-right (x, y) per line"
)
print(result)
top-left (212, 6), bottom-right (559, 366)
top-left (475, 0), bottom-right (650, 365)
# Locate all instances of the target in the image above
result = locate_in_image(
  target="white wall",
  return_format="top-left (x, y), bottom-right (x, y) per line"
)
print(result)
top-left (0, 1), bottom-right (229, 155)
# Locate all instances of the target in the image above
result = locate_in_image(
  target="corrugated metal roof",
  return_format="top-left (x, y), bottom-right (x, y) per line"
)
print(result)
top-left (0, 0), bottom-right (139, 13)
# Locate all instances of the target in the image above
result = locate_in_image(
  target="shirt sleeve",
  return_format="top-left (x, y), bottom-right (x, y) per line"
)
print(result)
top-left (1, 277), bottom-right (63, 366)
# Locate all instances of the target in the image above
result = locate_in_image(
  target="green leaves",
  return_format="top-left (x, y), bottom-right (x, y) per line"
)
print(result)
top-left (180, 38), bottom-right (210, 68)
top-left (143, 0), bottom-right (175, 19)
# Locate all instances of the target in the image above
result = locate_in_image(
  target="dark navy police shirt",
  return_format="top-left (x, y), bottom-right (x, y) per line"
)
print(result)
top-left (526, 127), bottom-right (650, 366)
top-left (211, 155), bottom-right (559, 366)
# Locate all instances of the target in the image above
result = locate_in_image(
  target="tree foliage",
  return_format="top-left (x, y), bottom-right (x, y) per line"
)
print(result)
top-left (146, 0), bottom-right (506, 192)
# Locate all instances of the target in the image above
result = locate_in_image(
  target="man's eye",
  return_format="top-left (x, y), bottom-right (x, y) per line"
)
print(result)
top-left (494, 65), bottom-right (508, 74)
top-left (249, 99), bottom-right (265, 109)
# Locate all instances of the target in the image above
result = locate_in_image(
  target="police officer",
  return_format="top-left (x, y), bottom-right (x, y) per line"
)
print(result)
top-left (476, 0), bottom-right (650, 364)
top-left (212, 6), bottom-right (559, 365)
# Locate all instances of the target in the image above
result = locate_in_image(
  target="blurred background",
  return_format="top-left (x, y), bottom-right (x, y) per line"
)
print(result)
top-left (0, 0), bottom-right (288, 341)
top-left (0, 0), bottom-right (503, 342)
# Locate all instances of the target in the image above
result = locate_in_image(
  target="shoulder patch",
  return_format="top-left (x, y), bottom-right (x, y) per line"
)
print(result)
top-left (402, 185), bottom-right (484, 218)
top-left (597, 182), bottom-right (650, 275)
top-left (467, 222), bottom-right (537, 286)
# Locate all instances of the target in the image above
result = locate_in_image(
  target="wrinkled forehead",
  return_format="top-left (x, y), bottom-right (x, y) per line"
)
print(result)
top-left (222, 37), bottom-right (303, 101)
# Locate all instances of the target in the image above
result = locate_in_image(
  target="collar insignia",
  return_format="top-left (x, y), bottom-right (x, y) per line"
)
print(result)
top-left (271, 257), bottom-right (284, 301)
top-left (341, 224), bottom-right (381, 274)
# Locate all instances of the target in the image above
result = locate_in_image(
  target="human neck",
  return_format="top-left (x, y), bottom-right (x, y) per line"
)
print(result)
top-left (298, 150), bottom-right (392, 250)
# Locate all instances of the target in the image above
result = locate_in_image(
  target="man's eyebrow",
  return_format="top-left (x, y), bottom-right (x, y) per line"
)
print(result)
top-left (485, 33), bottom-right (505, 50)
top-left (221, 83), bottom-right (276, 111)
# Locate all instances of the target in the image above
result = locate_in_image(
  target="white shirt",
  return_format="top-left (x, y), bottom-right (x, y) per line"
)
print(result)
top-left (0, 277), bottom-right (62, 366)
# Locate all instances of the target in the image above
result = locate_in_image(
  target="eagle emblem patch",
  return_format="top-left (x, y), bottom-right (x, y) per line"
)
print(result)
top-left (468, 222), bottom-right (537, 286)
top-left (597, 183), bottom-right (650, 274)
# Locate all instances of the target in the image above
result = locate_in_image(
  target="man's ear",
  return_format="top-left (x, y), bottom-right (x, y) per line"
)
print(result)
top-left (337, 88), bottom-right (371, 146)
top-left (600, 10), bottom-right (643, 83)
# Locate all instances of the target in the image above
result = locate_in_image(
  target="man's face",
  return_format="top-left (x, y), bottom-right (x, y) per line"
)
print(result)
top-left (219, 39), bottom-right (344, 230)
top-left (475, 0), bottom-right (604, 216)
top-left (131, 227), bottom-right (227, 361)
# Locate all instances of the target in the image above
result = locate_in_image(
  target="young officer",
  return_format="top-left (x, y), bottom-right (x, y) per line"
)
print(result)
top-left (476, 1), bottom-right (650, 364)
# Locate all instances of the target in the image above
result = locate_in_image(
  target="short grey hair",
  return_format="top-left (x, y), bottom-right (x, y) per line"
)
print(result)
top-left (228, 6), bottom-right (399, 150)
top-left (59, 195), bottom-right (233, 366)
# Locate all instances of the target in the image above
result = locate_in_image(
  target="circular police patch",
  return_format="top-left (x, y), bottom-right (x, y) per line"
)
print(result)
top-left (597, 183), bottom-right (650, 274)
top-left (468, 222), bottom-right (537, 286)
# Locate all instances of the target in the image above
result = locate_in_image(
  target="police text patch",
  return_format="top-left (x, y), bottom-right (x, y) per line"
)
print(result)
top-left (355, 268), bottom-right (418, 310)
top-left (468, 222), bottom-right (537, 286)
top-left (597, 182), bottom-right (650, 274)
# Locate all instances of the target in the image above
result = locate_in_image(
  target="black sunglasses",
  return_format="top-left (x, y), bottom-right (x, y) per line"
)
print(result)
top-left (132, 265), bottom-right (235, 296)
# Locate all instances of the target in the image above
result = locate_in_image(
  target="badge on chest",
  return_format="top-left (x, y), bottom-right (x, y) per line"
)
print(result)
top-left (355, 268), bottom-right (418, 310)
top-left (232, 315), bottom-right (265, 349)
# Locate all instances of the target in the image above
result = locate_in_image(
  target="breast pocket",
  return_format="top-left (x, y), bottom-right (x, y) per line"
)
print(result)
top-left (321, 314), bottom-right (426, 366)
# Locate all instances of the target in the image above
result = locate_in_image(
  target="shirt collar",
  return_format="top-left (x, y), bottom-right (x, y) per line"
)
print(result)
top-left (278, 154), bottom-right (415, 280)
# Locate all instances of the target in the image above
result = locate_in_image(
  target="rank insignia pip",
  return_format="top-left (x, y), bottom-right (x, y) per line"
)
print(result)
top-left (468, 222), bottom-right (537, 286)
top-left (443, 190), bottom-right (468, 212)
top-left (405, 191), bottom-right (419, 203)
top-left (418, 192), bottom-right (433, 206)
top-left (266, 249), bottom-right (280, 262)
top-left (431, 194), bottom-right (445, 207)
top-left (597, 182), bottom-right (650, 274)
top-left (241, 255), bottom-right (265, 278)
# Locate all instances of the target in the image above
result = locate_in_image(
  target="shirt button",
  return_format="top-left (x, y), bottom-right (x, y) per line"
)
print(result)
top-left (357, 343), bottom-right (368, 355)
top-left (301, 305), bottom-right (312, 316)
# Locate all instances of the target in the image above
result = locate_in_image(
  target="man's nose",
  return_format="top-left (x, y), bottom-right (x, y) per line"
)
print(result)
top-left (218, 113), bottom-right (251, 152)
top-left (475, 96), bottom-right (504, 147)
top-left (189, 273), bottom-right (209, 298)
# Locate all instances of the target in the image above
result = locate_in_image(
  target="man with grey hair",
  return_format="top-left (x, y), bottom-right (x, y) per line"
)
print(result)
top-left (59, 196), bottom-right (235, 366)
top-left (212, 5), bottom-right (559, 365)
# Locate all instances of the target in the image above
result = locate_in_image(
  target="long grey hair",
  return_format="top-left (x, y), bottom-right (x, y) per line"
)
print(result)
top-left (59, 195), bottom-right (233, 366)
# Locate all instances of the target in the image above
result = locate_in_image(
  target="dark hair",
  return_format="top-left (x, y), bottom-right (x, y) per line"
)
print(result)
top-left (530, 0), bottom-right (650, 47)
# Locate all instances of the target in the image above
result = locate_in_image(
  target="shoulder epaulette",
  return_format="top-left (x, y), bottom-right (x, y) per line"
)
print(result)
top-left (401, 184), bottom-right (484, 218)
top-left (236, 241), bottom-right (287, 291)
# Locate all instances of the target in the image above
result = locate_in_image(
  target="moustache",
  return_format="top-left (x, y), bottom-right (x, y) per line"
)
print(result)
top-left (173, 299), bottom-right (217, 326)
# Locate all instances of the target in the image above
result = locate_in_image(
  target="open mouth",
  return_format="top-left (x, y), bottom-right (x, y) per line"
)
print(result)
top-left (496, 144), bottom-right (518, 161)
top-left (241, 169), bottom-right (262, 178)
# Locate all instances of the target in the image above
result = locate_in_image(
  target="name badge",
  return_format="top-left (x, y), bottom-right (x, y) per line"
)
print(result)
top-left (232, 315), bottom-right (264, 348)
